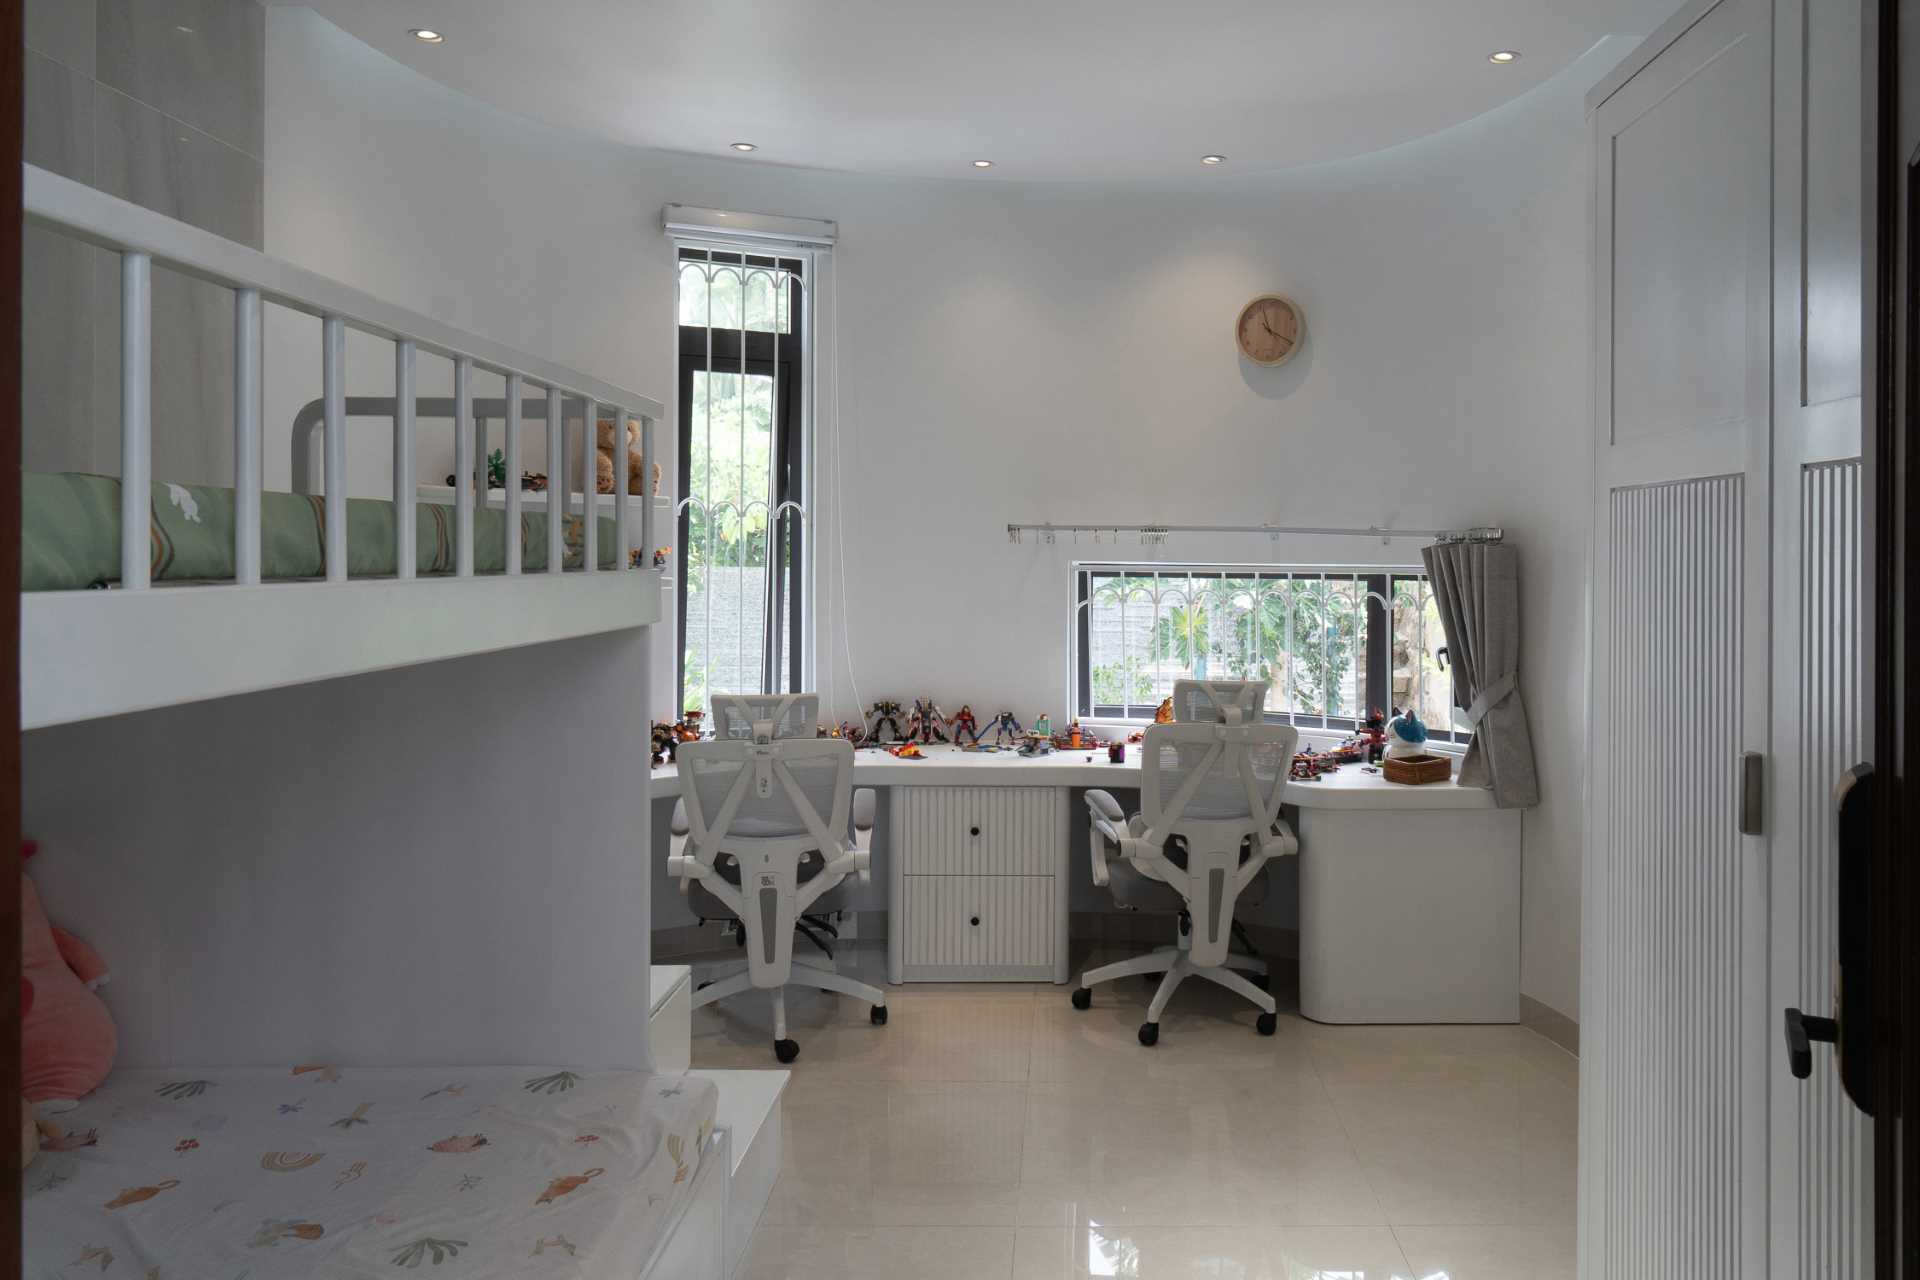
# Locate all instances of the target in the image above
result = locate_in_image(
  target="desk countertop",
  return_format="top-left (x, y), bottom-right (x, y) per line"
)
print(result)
top-left (647, 743), bottom-right (1495, 811)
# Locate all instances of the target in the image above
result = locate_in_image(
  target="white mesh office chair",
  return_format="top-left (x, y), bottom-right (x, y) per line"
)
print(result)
top-left (668, 694), bottom-right (887, 1063)
top-left (1071, 680), bottom-right (1298, 1044)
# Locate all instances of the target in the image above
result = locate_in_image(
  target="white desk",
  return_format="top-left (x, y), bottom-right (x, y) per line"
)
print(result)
top-left (649, 745), bottom-right (1520, 1023)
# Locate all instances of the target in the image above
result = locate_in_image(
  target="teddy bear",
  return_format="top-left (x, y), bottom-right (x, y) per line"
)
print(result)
top-left (21, 842), bottom-right (116, 1117)
top-left (595, 418), bottom-right (658, 496)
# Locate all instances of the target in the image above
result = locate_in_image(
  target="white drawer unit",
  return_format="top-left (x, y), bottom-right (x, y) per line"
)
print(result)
top-left (887, 784), bottom-right (1069, 983)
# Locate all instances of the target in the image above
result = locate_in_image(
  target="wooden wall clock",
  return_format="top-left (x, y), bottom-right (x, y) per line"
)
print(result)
top-left (1235, 293), bottom-right (1304, 367)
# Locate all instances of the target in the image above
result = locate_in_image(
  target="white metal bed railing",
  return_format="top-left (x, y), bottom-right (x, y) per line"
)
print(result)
top-left (22, 162), bottom-right (662, 588)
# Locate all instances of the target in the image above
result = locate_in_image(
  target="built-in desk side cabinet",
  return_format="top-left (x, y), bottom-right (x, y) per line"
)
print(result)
top-left (886, 785), bottom-right (1071, 983)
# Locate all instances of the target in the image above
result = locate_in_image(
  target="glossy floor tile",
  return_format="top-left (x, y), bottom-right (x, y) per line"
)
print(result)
top-left (693, 942), bottom-right (1577, 1279)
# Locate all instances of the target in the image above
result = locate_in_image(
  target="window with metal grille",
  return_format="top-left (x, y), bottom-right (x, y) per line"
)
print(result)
top-left (676, 245), bottom-right (806, 713)
top-left (1072, 563), bottom-right (1459, 739)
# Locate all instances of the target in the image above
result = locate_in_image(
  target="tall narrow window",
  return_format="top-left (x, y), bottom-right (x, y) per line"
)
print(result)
top-left (676, 246), bottom-right (805, 712)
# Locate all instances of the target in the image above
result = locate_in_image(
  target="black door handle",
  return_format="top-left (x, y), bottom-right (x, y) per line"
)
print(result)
top-left (1784, 1007), bottom-right (1839, 1080)
top-left (970, 826), bottom-right (980, 837)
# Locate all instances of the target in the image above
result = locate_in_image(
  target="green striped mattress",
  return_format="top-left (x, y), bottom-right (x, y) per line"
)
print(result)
top-left (23, 472), bottom-right (620, 591)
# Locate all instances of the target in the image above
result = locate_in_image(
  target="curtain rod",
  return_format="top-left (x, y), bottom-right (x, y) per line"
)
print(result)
top-left (1004, 521), bottom-right (1503, 546)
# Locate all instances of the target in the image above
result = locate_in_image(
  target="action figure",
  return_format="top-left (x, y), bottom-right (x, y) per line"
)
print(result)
top-left (673, 711), bottom-right (704, 743)
top-left (904, 697), bottom-right (950, 745)
top-left (1153, 696), bottom-right (1175, 724)
top-left (650, 722), bottom-right (679, 766)
top-left (949, 704), bottom-right (984, 748)
top-left (1032, 713), bottom-right (1052, 741)
top-left (866, 699), bottom-right (906, 744)
top-left (986, 710), bottom-right (1023, 749)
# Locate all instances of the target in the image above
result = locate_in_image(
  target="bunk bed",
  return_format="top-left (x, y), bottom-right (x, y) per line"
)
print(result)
top-left (19, 163), bottom-right (663, 730)
top-left (19, 163), bottom-right (724, 1278)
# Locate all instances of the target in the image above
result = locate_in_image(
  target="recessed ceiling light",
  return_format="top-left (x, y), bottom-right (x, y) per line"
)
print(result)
top-left (173, 24), bottom-right (194, 34)
top-left (730, 142), bottom-right (758, 152)
top-left (972, 159), bottom-right (994, 169)
top-left (409, 28), bottom-right (445, 43)
top-left (1488, 49), bottom-right (1520, 63)
top-left (1200, 154), bottom-right (1227, 165)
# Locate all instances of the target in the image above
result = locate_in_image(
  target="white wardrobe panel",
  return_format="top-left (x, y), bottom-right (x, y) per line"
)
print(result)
top-left (1609, 41), bottom-right (1758, 444)
top-left (1790, 460), bottom-right (1868, 1278)
top-left (1599, 475), bottom-right (1748, 1276)
top-left (1800, 0), bottom-right (1865, 407)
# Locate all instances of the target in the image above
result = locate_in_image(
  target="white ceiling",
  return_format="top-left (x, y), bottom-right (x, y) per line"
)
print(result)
top-left (298, 0), bottom-right (1678, 182)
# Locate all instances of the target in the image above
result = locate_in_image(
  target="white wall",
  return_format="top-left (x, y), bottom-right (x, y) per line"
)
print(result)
top-left (265, 9), bottom-right (1630, 1022)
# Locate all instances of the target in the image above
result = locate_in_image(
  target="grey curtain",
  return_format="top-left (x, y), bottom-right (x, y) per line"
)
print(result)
top-left (1420, 541), bottom-right (1539, 807)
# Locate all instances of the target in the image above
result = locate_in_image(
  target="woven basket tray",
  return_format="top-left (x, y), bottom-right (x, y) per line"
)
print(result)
top-left (1383, 753), bottom-right (1453, 785)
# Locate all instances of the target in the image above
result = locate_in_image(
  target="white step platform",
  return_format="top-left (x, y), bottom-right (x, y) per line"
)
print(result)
top-left (689, 1069), bottom-right (789, 1280)
top-left (651, 964), bottom-right (692, 1072)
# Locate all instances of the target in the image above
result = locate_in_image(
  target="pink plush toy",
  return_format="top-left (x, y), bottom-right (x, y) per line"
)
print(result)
top-left (22, 842), bottom-right (116, 1111)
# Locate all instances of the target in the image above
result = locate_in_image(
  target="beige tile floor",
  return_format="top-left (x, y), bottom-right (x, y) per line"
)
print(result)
top-left (687, 942), bottom-right (1578, 1280)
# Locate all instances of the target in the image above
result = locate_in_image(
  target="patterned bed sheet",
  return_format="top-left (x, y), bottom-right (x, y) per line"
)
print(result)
top-left (23, 1065), bottom-right (718, 1279)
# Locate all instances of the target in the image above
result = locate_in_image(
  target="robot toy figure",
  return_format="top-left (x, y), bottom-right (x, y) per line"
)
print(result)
top-left (904, 698), bottom-right (951, 745)
top-left (949, 704), bottom-right (984, 748)
top-left (987, 711), bottom-right (1024, 748)
top-left (1032, 713), bottom-right (1052, 741)
top-left (650, 722), bottom-right (679, 766)
top-left (866, 699), bottom-right (906, 744)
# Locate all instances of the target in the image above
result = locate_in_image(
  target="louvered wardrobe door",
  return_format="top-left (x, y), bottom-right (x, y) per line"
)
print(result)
top-left (1583, 0), bottom-right (1773, 1274)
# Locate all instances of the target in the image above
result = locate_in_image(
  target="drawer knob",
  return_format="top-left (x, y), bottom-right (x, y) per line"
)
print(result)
top-left (970, 916), bottom-right (981, 927)
top-left (969, 826), bottom-right (981, 837)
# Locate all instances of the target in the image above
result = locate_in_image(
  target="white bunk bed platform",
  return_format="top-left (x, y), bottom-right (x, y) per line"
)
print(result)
top-left (19, 163), bottom-right (664, 729)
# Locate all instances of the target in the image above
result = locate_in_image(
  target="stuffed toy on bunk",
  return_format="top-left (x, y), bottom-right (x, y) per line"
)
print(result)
top-left (595, 418), bottom-right (649, 496)
top-left (1384, 709), bottom-right (1430, 759)
top-left (21, 842), bottom-right (116, 1114)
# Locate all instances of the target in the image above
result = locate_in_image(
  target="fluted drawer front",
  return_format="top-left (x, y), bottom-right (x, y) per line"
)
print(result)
top-left (895, 786), bottom-right (1061, 875)
top-left (901, 875), bottom-right (1055, 970)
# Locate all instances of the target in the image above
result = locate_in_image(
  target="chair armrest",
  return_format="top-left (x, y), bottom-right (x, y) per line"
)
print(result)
top-left (666, 800), bottom-right (699, 891)
top-left (1085, 789), bottom-right (1128, 888)
top-left (849, 788), bottom-right (877, 885)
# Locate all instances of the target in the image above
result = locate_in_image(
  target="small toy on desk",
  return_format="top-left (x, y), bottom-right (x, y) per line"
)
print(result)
top-left (1153, 696), bottom-right (1175, 724)
top-left (1357, 707), bottom-right (1389, 763)
top-left (1290, 749), bottom-right (1341, 781)
top-left (987, 711), bottom-right (1024, 748)
top-left (1017, 734), bottom-right (1053, 758)
top-left (650, 723), bottom-right (680, 766)
top-left (1032, 713), bottom-right (1052, 741)
top-left (866, 700), bottom-right (906, 744)
top-left (521, 470), bottom-right (548, 492)
top-left (887, 742), bottom-right (926, 759)
top-left (949, 705), bottom-right (984, 748)
top-left (905, 698), bottom-right (950, 744)
top-left (1385, 709), bottom-right (1429, 759)
top-left (1107, 741), bottom-right (1126, 764)
top-left (1066, 719), bottom-right (1085, 749)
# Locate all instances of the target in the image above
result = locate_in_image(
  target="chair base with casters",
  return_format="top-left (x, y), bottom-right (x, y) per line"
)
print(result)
top-left (1069, 892), bottom-right (1280, 1045)
top-left (684, 846), bottom-right (887, 1063)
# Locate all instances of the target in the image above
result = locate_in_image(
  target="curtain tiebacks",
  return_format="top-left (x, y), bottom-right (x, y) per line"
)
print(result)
top-left (1465, 672), bottom-right (1517, 726)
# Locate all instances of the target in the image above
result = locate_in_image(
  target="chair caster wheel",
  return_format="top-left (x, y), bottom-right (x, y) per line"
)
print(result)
top-left (1256, 1012), bottom-right (1277, 1036)
top-left (870, 1005), bottom-right (889, 1026)
top-left (1138, 1022), bottom-right (1160, 1047)
top-left (1071, 987), bottom-right (1092, 1011)
top-left (774, 1039), bottom-right (800, 1064)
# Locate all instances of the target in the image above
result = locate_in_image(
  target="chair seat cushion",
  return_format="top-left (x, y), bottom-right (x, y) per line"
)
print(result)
top-left (686, 851), bottom-right (849, 922)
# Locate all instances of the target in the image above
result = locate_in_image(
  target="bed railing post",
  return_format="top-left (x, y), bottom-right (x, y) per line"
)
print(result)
top-left (640, 414), bottom-right (656, 576)
top-left (454, 356), bottom-right (475, 578)
top-left (394, 340), bottom-right (417, 580)
top-left (232, 287), bottom-right (261, 586)
top-left (322, 316), bottom-right (347, 583)
top-left (504, 373), bottom-right (523, 575)
top-left (546, 390), bottom-right (564, 575)
top-left (613, 405), bottom-right (630, 571)
top-left (119, 252), bottom-right (153, 589)
top-left (580, 397), bottom-right (599, 573)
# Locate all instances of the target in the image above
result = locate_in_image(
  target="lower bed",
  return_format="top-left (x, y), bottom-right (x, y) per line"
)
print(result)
top-left (24, 1065), bottom-right (718, 1278)
top-left (23, 472), bottom-right (623, 590)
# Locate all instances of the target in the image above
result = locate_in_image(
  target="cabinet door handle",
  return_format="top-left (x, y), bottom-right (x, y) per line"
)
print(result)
top-left (969, 826), bottom-right (981, 837)
top-left (969, 915), bottom-right (981, 927)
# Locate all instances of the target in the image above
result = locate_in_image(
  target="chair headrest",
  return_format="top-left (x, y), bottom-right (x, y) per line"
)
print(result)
top-left (1171, 680), bottom-right (1269, 725)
